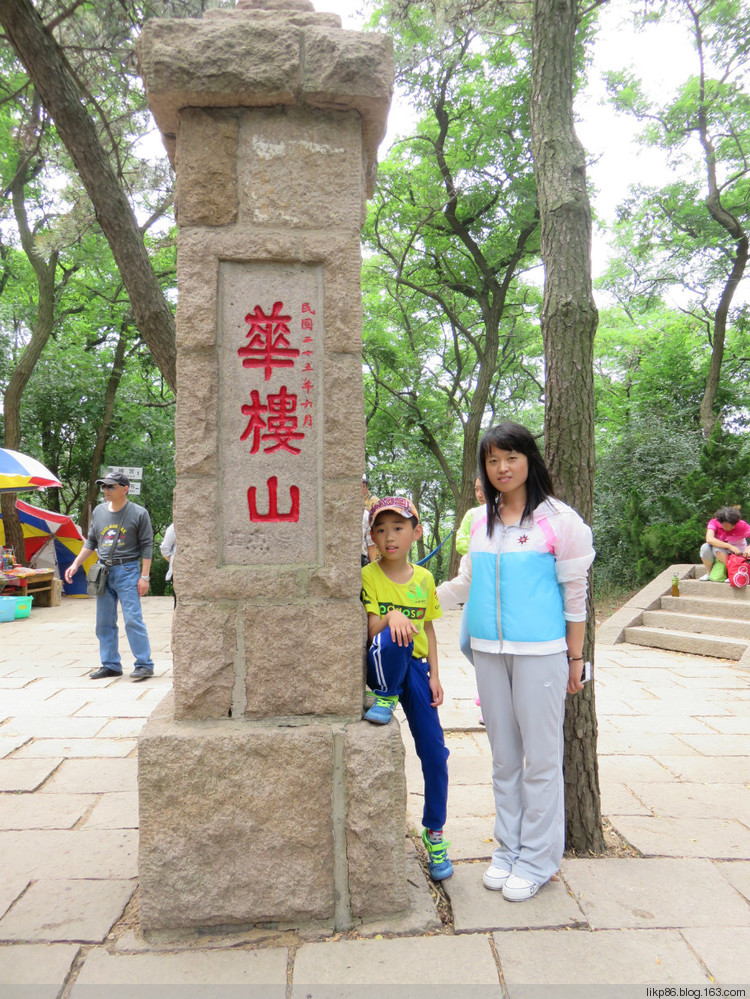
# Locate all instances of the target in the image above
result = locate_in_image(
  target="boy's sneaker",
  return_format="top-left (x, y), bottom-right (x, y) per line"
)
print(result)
top-left (502, 874), bottom-right (540, 902)
top-left (364, 694), bottom-right (399, 725)
top-left (421, 829), bottom-right (453, 881)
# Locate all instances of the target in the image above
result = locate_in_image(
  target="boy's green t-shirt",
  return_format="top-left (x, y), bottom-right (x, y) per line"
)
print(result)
top-left (361, 561), bottom-right (442, 660)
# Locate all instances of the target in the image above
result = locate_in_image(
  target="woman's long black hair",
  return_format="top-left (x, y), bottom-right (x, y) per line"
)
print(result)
top-left (477, 423), bottom-right (556, 537)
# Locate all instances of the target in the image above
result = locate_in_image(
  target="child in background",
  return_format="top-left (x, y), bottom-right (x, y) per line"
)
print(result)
top-left (455, 476), bottom-right (486, 721)
top-left (455, 476), bottom-right (485, 556)
top-left (360, 496), bottom-right (452, 881)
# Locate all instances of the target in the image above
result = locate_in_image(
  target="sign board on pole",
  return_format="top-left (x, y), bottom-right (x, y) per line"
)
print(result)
top-left (107, 466), bottom-right (143, 480)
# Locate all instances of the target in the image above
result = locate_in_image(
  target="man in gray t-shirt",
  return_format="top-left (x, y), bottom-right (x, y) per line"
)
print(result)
top-left (64, 471), bottom-right (155, 681)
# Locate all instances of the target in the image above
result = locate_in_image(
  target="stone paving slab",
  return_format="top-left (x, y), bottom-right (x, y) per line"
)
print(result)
top-left (81, 791), bottom-right (139, 830)
top-left (0, 874), bottom-right (29, 920)
top-left (652, 755), bottom-right (750, 782)
top-left (0, 695), bottom-right (92, 718)
top-left (602, 714), bottom-right (718, 735)
top-left (676, 732), bottom-right (750, 755)
top-left (39, 758), bottom-right (137, 794)
top-left (74, 697), bottom-right (169, 718)
top-left (0, 943), bottom-right (79, 989)
top-left (610, 815), bottom-right (750, 858)
top-left (0, 830), bottom-right (138, 880)
top-left (445, 864), bottom-right (585, 932)
top-left (0, 735), bottom-right (30, 758)
top-left (681, 926), bottom-right (750, 982)
top-left (600, 782), bottom-right (652, 816)
top-left (2, 716), bottom-right (106, 739)
top-left (596, 754), bottom-right (676, 783)
top-left (95, 718), bottom-right (150, 738)
top-left (441, 816), bottom-right (494, 862)
top-left (0, 792), bottom-right (94, 830)
top-left (716, 859), bottom-right (750, 900)
top-left (595, 732), bottom-right (700, 756)
top-left (12, 738), bottom-right (137, 759)
top-left (0, 759), bottom-right (61, 792)
top-left (700, 715), bottom-right (750, 733)
top-left (562, 857), bottom-right (750, 928)
top-left (291, 935), bottom-right (502, 992)
top-left (71, 946), bottom-right (288, 989)
top-left (447, 783), bottom-right (496, 818)
top-left (0, 878), bottom-right (135, 942)
top-left (493, 928), bottom-right (710, 987)
top-left (626, 781), bottom-right (750, 821)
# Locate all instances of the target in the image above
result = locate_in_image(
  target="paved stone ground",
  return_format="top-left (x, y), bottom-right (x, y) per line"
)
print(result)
top-left (1, 597), bottom-right (749, 996)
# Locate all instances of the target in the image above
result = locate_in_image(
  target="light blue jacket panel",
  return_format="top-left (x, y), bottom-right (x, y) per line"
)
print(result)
top-left (438, 499), bottom-right (594, 656)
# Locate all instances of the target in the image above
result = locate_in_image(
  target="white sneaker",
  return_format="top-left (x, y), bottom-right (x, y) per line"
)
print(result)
top-left (502, 874), bottom-right (540, 901)
top-left (482, 864), bottom-right (511, 891)
top-left (698, 574), bottom-right (710, 581)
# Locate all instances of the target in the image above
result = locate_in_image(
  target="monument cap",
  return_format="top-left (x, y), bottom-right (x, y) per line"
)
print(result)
top-left (96, 471), bottom-right (130, 487)
top-left (369, 495), bottom-right (419, 526)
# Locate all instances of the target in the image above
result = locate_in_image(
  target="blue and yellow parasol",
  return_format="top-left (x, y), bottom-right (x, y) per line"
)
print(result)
top-left (0, 448), bottom-right (62, 494)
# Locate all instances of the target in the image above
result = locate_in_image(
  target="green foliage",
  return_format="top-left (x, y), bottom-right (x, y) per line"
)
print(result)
top-left (363, 1), bottom-right (548, 557)
top-left (602, 0), bottom-right (750, 438)
top-left (594, 419), bottom-right (750, 590)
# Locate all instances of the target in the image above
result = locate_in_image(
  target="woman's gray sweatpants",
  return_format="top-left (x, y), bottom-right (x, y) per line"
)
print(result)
top-left (473, 649), bottom-right (568, 885)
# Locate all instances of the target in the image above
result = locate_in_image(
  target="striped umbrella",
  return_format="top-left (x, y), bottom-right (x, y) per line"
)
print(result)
top-left (0, 499), bottom-right (96, 595)
top-left (0, 448), bottom-right (62, 494)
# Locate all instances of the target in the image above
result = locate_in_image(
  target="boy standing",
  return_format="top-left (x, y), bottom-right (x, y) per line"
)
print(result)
top-left (360, 496), bottom-right (452, 881)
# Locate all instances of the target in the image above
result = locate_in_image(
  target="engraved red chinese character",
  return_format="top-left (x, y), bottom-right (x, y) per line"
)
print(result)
top-left (301, 317), bottom-right (314, 331)
top-left (301, 303), bottom-right (315, 314)
top-left (239, 390), bottom-right (268, 454)
top-left (240, 386), bottom-right (305, 455)
top-left (248, 476), bottom-right (300, 523)
top-left (265, 386), bottom-right (305, 454)
top-left (238, 301), bottom-right (299, 381)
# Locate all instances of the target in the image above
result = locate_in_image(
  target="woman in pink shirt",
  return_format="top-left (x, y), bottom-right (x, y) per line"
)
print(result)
top-left (699, 506), bottom-right (750, 580)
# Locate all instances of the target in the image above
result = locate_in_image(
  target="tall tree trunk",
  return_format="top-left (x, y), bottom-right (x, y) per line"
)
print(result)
top-left (688, 1), bottom-right (750, 438)
top-left (0, 0), bottom-right (177, 391)
top-left (530, 0), bottom-right (604, 853)
top-left (80, 326), bottom-right (129, 535)
top-left (2, 163), bottom-right (60, 565)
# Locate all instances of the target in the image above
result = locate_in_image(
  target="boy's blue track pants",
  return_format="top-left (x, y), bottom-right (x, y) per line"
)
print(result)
top-left (367, 629), bottom-right (449, 831)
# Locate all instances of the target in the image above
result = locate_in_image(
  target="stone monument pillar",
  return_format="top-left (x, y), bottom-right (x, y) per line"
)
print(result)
top-left (135, 1), bottom-right (404, 933)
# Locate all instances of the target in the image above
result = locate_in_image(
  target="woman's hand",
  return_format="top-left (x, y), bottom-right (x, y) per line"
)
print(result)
top-left (567, 656), bottom-right (584, 695)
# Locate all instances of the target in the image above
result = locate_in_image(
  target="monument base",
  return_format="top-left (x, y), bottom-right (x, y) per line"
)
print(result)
top-left (138, 693), bottom-right (408, 932)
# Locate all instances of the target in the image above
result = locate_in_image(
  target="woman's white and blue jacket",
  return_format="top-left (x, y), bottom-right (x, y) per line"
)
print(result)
top-left (438, 498), bottom-right (595, 656)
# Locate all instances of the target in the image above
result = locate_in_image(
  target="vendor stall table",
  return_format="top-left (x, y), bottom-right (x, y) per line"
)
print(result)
top-left (1, 567), bottom-right (57, 606)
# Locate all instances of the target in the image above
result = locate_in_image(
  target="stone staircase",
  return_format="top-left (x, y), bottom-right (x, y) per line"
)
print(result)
top-left (597, 564), bottom-right (750, 667)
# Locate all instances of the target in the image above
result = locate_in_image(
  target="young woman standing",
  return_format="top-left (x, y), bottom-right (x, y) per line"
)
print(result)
top-left (438, 422), bottom-right (595, 901)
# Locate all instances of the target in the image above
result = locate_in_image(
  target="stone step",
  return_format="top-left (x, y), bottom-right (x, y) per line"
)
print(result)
top-left (661, 595), bottom-right (750, 620)
top-left (642, 609), bottom-right (750, 640)
top-left (679, 577), bottom-right (750, 599)
top-left (623, 625), bottom-right (747, 660)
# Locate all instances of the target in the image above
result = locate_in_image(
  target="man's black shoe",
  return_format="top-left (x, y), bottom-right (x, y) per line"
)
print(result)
top-left (89, 667), bottom-right (121, 679)
top-left (130, 667), bottom-right (153, 682)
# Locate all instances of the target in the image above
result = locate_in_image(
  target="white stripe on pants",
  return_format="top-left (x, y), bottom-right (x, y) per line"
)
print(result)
top-left (473, 649), bottom-right (568, 885)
